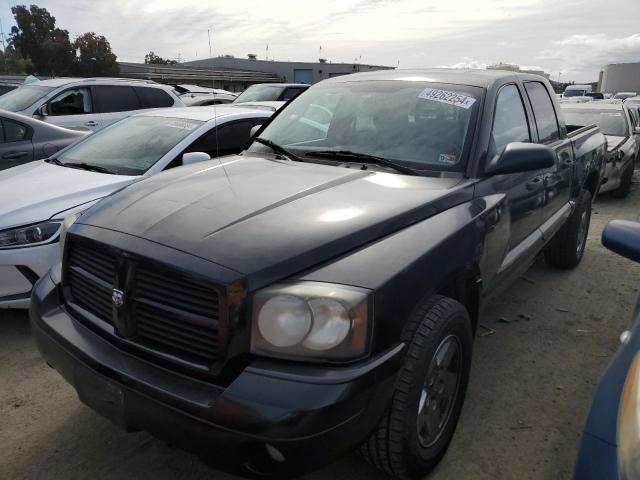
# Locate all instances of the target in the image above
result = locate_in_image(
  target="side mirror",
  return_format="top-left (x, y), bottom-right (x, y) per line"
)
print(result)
top-left (35, 104), bottom-right (48, 116)
top-left (485, 142), bottom-right (556, 176)
top-left (182, 151), bottom-right (211, 166)
top-left (250, 124), bottom-right (261, 138)
top-left (602, 220), bottom-right (640, 263)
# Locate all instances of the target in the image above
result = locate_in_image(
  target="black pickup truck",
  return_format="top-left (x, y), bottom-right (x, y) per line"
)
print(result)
top-left (31, 69), bottom-right (606, 479)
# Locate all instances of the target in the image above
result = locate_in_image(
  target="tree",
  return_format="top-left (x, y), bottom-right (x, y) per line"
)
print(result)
top-left (144, 51), bottom-right (177, 65)
top-left (0, 46), bottom-right (32, 74)
top-left (73, 32), bottom-right (119, 77)
top-left (8, 4), bottom-right (75, 75)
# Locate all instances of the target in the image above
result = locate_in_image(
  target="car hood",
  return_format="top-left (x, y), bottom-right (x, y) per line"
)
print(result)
top-left (0, 160), bottom-right (136, 230)
top-left (81, 155), bottom-right (474, 290)
top-left (605, 135), bottom-right (626, 152)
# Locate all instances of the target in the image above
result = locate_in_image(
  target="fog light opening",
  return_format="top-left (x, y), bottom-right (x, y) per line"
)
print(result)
top-left (265, 443), bottom-right (285, 463)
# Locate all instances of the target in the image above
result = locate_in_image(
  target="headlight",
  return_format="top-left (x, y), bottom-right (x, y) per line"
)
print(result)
top-left (59, 212), bottom-right (83, 254)
top-left (618, 352), bottom-right (640, 480)
top-left (250, 282), bottom-right (371, 361)
top-left (0, 221), bottom-right (62, 248)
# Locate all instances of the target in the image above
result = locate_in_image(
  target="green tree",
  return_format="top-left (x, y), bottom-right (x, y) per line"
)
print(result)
top-left (144, 51), bottom-right (177, 65)
top-left (73, 32), bottom-right (119, 77)
top-left (0, 46), bottom-right (32, 74)
top-left (8, 4), bottom-right (75, 75)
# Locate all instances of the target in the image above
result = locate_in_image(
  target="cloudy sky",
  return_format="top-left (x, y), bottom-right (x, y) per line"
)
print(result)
top-left (1, 0), bottom-right (639, 82)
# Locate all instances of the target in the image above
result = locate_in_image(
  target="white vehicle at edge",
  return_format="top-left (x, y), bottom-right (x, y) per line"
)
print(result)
top-left (0, 106), bottom-right (273, 308)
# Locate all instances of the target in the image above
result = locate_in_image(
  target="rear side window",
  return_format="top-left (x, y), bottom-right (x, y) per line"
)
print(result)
top-left (2, 118), bottom-right (29, 142)
top-left (281, 88), bottom-right (305, 101)
top-left (524, 82), bottom-right (560, 143)
top-left (492, 84), bottom-right (531, 152)
top-left (94, 86), bottom-right (141, 113)
top-left (135, 87), bottom-right (175, 108)
top-left (187, 119), bottom-right (256, 157)
top-left (49, 88), bottom-right (92, 116)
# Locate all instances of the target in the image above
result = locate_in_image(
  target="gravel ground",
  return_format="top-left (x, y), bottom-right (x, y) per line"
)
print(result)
top-left (2, 174), bottom-right (640, 480)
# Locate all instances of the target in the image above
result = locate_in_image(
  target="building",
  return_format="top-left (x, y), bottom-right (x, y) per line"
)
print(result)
top-left (118, 62), bottom-right (281, 92)
top-left (486, 62), bottom-right (550, 79)
top-left (182, 55), bottom-right (394, 85)
top-left (599, 63), bottom-right (640, 94)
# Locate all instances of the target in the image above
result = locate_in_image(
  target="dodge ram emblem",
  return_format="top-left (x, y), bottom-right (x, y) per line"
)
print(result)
top-left (112, 289), bottom-right (125, 308)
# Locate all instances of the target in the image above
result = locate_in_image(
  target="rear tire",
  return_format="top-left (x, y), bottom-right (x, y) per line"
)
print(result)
top-left (545, 188), bottom-right (592, 269)
top-left (360, 295), bottom-right (472, 480)
top-left (611, 162), bottom-right (634, 198)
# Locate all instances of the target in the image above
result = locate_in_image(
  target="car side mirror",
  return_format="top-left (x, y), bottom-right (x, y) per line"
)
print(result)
top-left (485, 142), bottom-right (556, 176)
top-left (182, 151), bottom-right (211, 166)
top-left (250, 124), bottom-right (261, 138)
top-left (602, 220), bottom-right (640, 263)
top-left (35, 104), bottom-right (48, 117)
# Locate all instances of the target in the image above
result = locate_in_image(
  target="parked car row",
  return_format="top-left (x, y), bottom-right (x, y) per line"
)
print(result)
top-left (0, 69), bottom-right (636, 480)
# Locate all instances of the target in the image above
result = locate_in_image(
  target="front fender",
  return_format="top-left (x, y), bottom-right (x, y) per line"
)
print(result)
top-left (299, 195), bottom-right (507, 352)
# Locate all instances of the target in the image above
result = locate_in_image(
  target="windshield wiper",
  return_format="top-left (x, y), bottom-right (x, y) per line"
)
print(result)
top-left (63, 162), bottom-right (116, 174)
top-left (45, 157), bottom-right (63, 166)
top-left (306, 150), bottom-right (419, 175)
top-left (253, 137), bottom-right (305, 162)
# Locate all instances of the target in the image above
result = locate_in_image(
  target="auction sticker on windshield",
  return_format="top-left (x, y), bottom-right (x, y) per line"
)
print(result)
top-left (418, 88), bottom-right (476, 109)
top-left (166, 120), bottom-right (201, 130)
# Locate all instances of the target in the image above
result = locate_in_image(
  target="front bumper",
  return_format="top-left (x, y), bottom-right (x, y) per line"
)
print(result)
top-left (0, 242), bottom-right (59, 308)
top-left (30, 273), bottom-right (403, 477)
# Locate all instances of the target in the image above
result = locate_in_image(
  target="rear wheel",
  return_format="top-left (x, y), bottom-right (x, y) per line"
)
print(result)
top-left (545, 188), bottom-right (592, 269)
top-left (611, 161), bottom-right (634, 198)
top-left (360, 295), bottom-right (472, 480)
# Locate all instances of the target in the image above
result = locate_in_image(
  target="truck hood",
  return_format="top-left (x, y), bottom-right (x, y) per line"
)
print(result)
top-left (605, 135), bottom-right (626, 152)
top-left (81, 155), bottom-right (474, 289)
top-left (0, 160), bottom-right (136, 230)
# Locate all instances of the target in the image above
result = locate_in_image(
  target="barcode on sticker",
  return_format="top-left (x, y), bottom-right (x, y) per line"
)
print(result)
top-left (418, 88), bottom-right (476, 109)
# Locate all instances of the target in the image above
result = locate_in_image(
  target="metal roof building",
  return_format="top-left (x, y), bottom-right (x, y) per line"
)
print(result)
top-left (599, 63), bottom-right (640, 94)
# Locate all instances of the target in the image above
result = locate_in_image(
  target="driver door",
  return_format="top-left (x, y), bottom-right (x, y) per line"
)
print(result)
top-left (43, 87), bottom-right (103, 131)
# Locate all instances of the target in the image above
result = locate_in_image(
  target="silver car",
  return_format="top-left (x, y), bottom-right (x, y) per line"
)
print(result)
top-left (0, 78), bottom-right (184, 131)
top-left (0, 109), bottom-right (87, 170)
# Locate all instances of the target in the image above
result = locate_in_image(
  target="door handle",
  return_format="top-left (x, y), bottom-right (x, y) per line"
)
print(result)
top-left (84, 121), bottom-right (98, 127)
top-left (526, 177), bottom-right (543, 191)
top-left (2, 151), bottom-right (28, 160)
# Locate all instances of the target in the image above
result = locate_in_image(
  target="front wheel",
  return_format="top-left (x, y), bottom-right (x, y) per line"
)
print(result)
top-left (360, 295), bottom-right (472, 480)
top-left (545, 188), bottom-right (592, 269)
top-left (611, 162), bottom-right (634, 198)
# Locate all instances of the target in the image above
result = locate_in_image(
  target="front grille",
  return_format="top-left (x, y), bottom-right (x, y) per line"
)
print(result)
top-left (64, 239), bottom-right (226, 368)
top-left (66, 241), bottom-right (115, 323)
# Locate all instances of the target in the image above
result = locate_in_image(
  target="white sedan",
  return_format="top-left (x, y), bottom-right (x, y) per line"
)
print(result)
top-left (0, 106), bottom-right (273, 308)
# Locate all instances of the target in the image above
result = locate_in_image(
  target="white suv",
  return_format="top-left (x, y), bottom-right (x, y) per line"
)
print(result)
top-left (0, 78), bottom-right (184, 131)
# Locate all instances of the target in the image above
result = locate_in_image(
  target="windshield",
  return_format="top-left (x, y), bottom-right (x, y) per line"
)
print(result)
top-left (563, 109), bottom-right (628, 136)
top-left (57, 116), bottom-right (203, 175)
top-left (564, 89), bottom-right (586, 98)
top-left (0, 85), bottom-right (53, 111)
top-left (234, 85), bottom-right (285, 103)
top-left (253, 81), bottom-right (481, 173)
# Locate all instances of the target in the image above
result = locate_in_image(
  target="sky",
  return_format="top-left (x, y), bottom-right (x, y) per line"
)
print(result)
top-left (1, 0), bottom-right (639, 82)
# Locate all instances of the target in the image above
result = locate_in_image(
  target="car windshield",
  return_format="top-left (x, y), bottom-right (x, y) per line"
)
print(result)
top-left (234, 85), bottom-right (285, 103)
top-left (0, 85), bottom-right (54, 111)
top-left (253, 81), bottom-right (481, 173)
top-left (57, 116), bottom-right (203, 175)
top-left (564, 89), bottom-right (586, 98)
top-left (562, 109), bottom-right (628, 136)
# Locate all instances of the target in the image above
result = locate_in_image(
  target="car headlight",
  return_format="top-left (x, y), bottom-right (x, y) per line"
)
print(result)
top-left (618, 352), bottom-right (640, 480)
top-left (250, 282), bottom-right (371, 361)
top-left (0, 221), bottom-right (62, 249)
top-left (59, 212), bottom-right (83, 254)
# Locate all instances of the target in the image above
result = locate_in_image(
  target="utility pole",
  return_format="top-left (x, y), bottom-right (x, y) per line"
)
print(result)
top-left (208, 29), bottom-right (212, 58)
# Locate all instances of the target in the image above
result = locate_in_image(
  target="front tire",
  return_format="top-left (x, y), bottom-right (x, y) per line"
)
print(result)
top-left (545, 188), bottom-right (592, 269)
top-left (360, 295), bottom-right (472, 480)
top-left (611, 162), bottom-right (634, 198)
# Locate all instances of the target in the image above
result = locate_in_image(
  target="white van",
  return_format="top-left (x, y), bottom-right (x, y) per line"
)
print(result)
top-left (563, 84), bottom-right (593, 98)
top-left (0, 78), bottom-right (184, 131)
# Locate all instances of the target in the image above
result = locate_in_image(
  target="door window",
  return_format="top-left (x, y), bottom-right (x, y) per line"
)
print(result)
top-left (2, 119), bottom-right (29, 142)
top-left (94, 86), bottom-right (141, 113)
top-left (187, 120), bottom-right (255, 157)
top-left (135, 87), bottom-right (175, 108)
top-left (524, 82), bottom-right (561, 144)
top-left (48, 88), bottom-right (92, 116)
top-left (281, 88), bottom-right (305, 101)
top-left (492, 84), bottom-right (531, 152)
